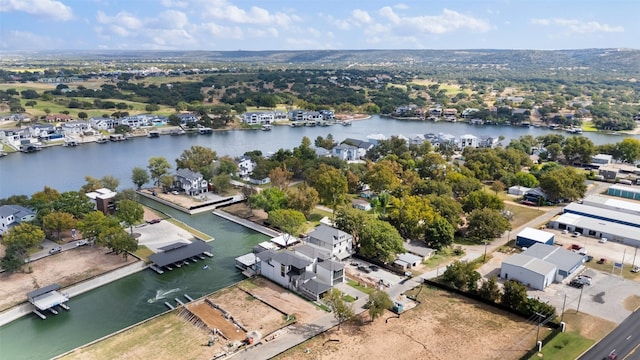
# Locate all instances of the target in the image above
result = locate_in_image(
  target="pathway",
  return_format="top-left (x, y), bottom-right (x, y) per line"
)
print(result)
top-left (212, 210), bottom-right (281, 238)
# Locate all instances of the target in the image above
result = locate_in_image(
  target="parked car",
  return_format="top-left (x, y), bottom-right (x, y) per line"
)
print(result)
top-left (597, 258), bottom-right (607, 264)
top-left (572, 232), bottom-right (581, 237)
top-left (599, 237), bottom-right (607, 243)
top-left (632, 266), bottom-right (640, 273)
top-left (357, 265), bottom-right (371, 273)
top-left (576, 275), bottom-right (592, 285)
top-left (49, 246), bottom-right (62, 254)
top-left (571, 244), bottom-right (583, 251)
top-left (171, 190), bottom-right (180, 195)
top-left (147, 218), bottom-right (161, 224)
top-left (585, 255), bottom-right (594, 262)
top-left (369, 265), bottom-right (380, 272)
top-left (75, 240), bottom-right (88, 246)
top-left (568, 279), bottom-right (584, 289)
top-left (562, 229), bottom-right (568, 234)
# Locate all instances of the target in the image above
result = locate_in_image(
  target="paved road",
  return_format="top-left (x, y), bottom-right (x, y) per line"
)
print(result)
top-left (578, 308), bottom-right (640, 360)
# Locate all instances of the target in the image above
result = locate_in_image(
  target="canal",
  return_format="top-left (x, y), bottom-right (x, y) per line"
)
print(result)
top-left (0, 198), bottom-right (269, 360)
top-left (1, 115), bottom-right (636, 198)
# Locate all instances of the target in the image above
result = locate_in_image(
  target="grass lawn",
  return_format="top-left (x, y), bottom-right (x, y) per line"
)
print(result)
top-left (581, 120), bottom-right (598, 132)
top-left (584, 260), bottom-right (640, 281)
top-left (505, 203), bottom-right (546, 229)
top-left (132, 245), bottom-right (154, 262)
top-left (421, 247), bottom-right (466, 270)
top-left (530, 331), bottom-right (594, 360)
top-left (347, 279), bottom-right (375, 295)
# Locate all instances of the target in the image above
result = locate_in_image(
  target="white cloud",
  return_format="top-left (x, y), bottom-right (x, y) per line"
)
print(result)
top-left (0, 30), bottom-right (62, 49)
top-left (160, 0), bottom-right (188, 7)
top-left (0, 0), bottom-right (73, 21)
top-left (351, 9), bottom-right (373, 26)
top-left (202, 0), bottom-right (298, 28)
top-left (393, 4), bottom-right (409, 10)
top-left (377, 7), bottom-right (492, 34)
top-left (531, 18), bottom-right (623, 33)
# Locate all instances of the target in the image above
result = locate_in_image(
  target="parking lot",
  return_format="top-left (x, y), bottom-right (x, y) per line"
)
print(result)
top-left (527, 267), bottom-right (640, 324)
top-left (550, 228), bottom-right (639, 268)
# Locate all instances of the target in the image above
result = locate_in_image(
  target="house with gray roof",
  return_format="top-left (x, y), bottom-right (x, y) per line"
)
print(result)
top-left (0, 205), bottom-right (36, 236)
top-left (306, 224), bottom-right (354, 261)
top-left (500, 253), bottom-right (557, 290)
top-left (175, 168), bottom-right (208, 196)
top-left (521, 243), bottom-right (584, 281)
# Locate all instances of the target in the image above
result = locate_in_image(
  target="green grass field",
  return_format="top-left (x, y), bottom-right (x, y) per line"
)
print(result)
top-left (530, 331), bottom-right (594, 360)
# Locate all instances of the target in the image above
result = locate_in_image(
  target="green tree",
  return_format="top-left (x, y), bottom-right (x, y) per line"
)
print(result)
top-left (77, 211), bottom-right (113, 242)
top-left (2, 223), bottom-right (45, 250)
top-left (616, 138), bottom-right (640, 163)
top-left (1, 247), bottom-right (26, 273)
top-left (268, 209), bottom-right (306, 246)
top-left (501, 280), bottom-right (528, 311)
top-left (490, 180), bottom-right (505, 195)
top-left (42, 211), bottom-right (76, 240)
top-left (131, 167), bottom-right (150, 189)
top-left (159, 174), bottom-right (175, 192)
top-left (439, 260), bottom-right (481, 292)
top-left (80, 176), bottom-right (103, 194)
top-left (148, 157), bottom-right (172, 187)
top-left (367, 290), bottom-right (393, 322)
top-left (287, 183), bottom-right (319, 218)
top-left (539, 166), bottom-right (587, 202)
top-left (423, 215), bottom-right (455, 250)
top-left (249, 187), bottom-right (287, 212)
top-left (334, 206), bottom-right (369, 246)
top-left (78, 111), bottom-right (88, 119)
top-left (308, 164), bottom-right (348, 213)
top-left (322, 288), bottom-right (354, 330)
top-left (546, 143), bottom-right (562, 161)
top-left (116, 199), bottom-right (144, 236)
top-left (385, 195), bottom-right (435, 240)
top-left (216, 156), bottom-right (238, 175)
top-left (514, 171), bottom-right (539, 188)
top-left (211, 174), bottom-right (231, 194)
top-left (98, 226), bottom-right (138, 259)
top-left (363, 160), bottom-right (401, 193)
top-left (478, 276), bottom-right (501, 302)
top-left (100, 175), bottom-right (120, 191)
top-left (175, 145), bottom-right (217, 175)
top-left (358, 218), bottom-right (405, 263)
top-left (562, 136), bottom-right (595, 164)
top-left (462, 190), bottom-right (504, 213)
top-left (269, 166), bottom-right (292, 191)
top-left (54, 191), bottom-right (94, 218)
top-left (425, 194), bottom-right (462, 227)
top-left (466, 208), bottom-right (511, 242)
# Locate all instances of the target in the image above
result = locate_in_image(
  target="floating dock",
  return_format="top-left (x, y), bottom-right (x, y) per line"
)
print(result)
top-left (184, 294), bottom-right (194, 302)
top-left (165, 302), bottom-right (175, 310)
top-left (148, 240), bottom-right (213, 275)
top-left (150, 264), bottom-right (165, 274)
top-left (27, 284), bottom-right (70, 320)
top-left (175, 298), bottom-right (185, 306)
top-left (203, 251), bottom-right (213, 257)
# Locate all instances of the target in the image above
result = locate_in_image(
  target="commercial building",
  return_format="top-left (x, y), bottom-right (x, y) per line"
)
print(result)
top-left (581, 195), bottom-right (640, 216)
top-left (549, 213), bottom-right (640, 248)
top-left (608, 184), bottom-right (640, 201)
top-left (500, 243), bottom-right (585, 289)
top-left (562, 203), bottom-right (640, 229)
top-left (500, 254), bottom-right (557, 290)
top-left (515, 227), bottom-right (555, 248)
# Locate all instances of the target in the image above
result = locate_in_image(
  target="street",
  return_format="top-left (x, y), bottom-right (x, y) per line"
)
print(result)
top-left (578, 308), bottom-right (640, 360)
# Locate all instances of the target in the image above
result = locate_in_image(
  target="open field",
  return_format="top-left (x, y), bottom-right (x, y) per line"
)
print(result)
top-left (505, 203), bottom-right (547, 229)
top-left (0, 245), bottom-right (137, 311)
top-left (276, 286), bottom-right (547, 360)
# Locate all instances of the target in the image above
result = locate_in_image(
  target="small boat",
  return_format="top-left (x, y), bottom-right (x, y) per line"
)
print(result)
top-left (170, 129), bottom-right (186, 136)
top-left (261, 124), bottom-right (273, 131)
top-left (95, 137), bottom-right (108, 144)
top-left (202, 265), bottom-right (209, 270)
top-left (342, 120), bottom-right (352, 126)
top-left (148, 131), bottom-right (160, 138)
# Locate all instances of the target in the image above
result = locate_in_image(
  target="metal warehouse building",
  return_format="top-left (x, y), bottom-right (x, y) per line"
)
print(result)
top-left (562, 203), bottom-right (640, 229)
top-left (500, 254), bottom-right (557, 290)
top-left (521, 243), bottom-right (585, 281)
top-left (607, 184), bottom-right (640, 200)
top-left (515, 227), bottom-right (555, 248)
top-left (581, 195), bottom-right (640, 216)
top-left (549, 213), bottom-right (640, 248)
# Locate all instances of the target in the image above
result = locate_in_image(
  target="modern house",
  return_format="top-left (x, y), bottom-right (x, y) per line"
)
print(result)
top-left (241, 112), bottom-right (275, 125)
top-left (85, 188), bottom-right (117, 215)
top-left (306, 224), bottom-right (354, 261)
top-left (591, 154), bottom-right (613, 166)
top-left (236, 156), bottom-right (256, 179)
top-left (175, 169), bottom-right (209, 196)
top-left (0, 205), bottom-right (36, 236)
top-left (458, 134), bottom-right (479, 149)
top-left (256, 249), bottom-right (333, 301)
top-left (479, 136), bottom-right (499, 148)
top-left (332, 143), bottom-right (360, 161)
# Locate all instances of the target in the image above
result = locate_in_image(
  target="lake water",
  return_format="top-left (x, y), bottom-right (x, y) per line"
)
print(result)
top-left (0, 115), bottom-right (636, 198)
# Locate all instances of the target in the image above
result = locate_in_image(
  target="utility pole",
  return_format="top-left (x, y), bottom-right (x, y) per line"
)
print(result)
top-left (560, 293), bottom-right (567, 323)
top-left (576, 285), bottom-right (585, 313)
top-left (483, 241), bottom-right (489, 263)
top-left (633, 246), bottom-right (638, 269)
top-left (535, 312), bottom-right (545, 346)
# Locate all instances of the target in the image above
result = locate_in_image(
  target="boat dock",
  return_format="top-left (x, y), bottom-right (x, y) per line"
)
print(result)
top-left (27, 284), bottom-right (70, 320)
top-left (148, 240), bottom-right (213, 274)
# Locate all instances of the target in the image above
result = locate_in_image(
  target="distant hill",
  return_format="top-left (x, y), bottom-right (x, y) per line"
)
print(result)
top-left (3, 49), bottom-right (640, 75)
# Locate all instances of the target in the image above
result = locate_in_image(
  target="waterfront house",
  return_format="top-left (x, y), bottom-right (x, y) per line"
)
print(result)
top-left (85, 188), bottom-right (117, 215)
top-left (62, 121), bottom-right (92, 135)
top-left (256, 249), bottom-right (332, 301)
top-left (479, 135), bottom-right (499, 148)
top-left (175, 169), bottom-right (209, 196)
top-left (0, 128), bottom-right (28, 148)
top-left (242, 112), bottom-right (275, 125)
top-left (436, 133), bottom-right (457, 147)
top-left (26, 124), bottom-right (56, 139)
top-left (462, 108), bottom-right (480, 119)
top-left (306, 224), bottom-right (354, 261)
top-left (470, 118), bottom-right (484, 125)
top-left (332, 143), bottom-right (360, 161)
top-left (458, 134), bottom-right (479, 149)
top-left (0, 205), bottom-right (36, 236)
top-left (443, 108), bottom-right (458, 117)
top-left (178, 113), bottom-right (199, 126)
top-left (89, 117), bottom-right (115, 131)
top-left (591, 154), bottom-right (613, 166)
top-left (319, 110), bottom-right (335, 121)
top-left (313, 147), bottom-right (332, 158)
top-left (342, 138), bottom-right (374, 154)
top-left (395, 104), bottom-right (420, 117)
top-left (408, 134), bottom-right (426, 145)
top-left (236, 156), bottom-right (256, 179)
top-left (366, 133), bottom-right (386, 145)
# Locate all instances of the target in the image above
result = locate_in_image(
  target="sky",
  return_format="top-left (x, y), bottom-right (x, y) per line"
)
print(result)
top-left (0, 0), bottom-right (638, 51)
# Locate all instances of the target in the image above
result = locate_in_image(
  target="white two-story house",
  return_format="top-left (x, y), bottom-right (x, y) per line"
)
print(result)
top-left (236, 156), bottom-right (256, 179)
top-left (306, 224), bottom-right (354, 261)
top-left (175, 169), bottom-right (209, 196)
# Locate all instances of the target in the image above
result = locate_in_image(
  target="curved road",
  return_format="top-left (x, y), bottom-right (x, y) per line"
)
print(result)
top-left (578, 308), bottom-right (640, 360)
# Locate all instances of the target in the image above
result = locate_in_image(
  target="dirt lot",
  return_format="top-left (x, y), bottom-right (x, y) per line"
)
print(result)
top-left (212, 286), bottom-right (286, 336)
top-left (240, 277), bottom-right (324, 324)
top-left (0, 246), bottom-right (137, 311)
top-left (276, 286), bottom-right (548, 360)
top-left (186, 302), bottom-right (247, 341)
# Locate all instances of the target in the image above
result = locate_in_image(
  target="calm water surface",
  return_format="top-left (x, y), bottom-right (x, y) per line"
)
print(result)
top-left (0, 115), bottom-right (636, 198)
